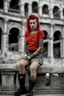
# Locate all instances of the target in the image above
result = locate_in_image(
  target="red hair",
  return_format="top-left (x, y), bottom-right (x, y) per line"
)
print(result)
top-left (26, 14), bottom-right (40, 33)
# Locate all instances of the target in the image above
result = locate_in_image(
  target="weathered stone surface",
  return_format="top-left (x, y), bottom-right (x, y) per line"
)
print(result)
top-left (1, 70), bottom-right (16, 91)
top-left (34, 74), bottom-right (64, 94)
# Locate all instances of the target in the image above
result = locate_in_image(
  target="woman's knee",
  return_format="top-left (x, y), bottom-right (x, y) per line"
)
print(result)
top-left (19, 62), bottom-right (24, 68)
top-left (19, 59), bottom-right (28, 74)
top-left (20, 59), bottom-right (29, 65)
top-left (19, 59), bottom-right (27, 69)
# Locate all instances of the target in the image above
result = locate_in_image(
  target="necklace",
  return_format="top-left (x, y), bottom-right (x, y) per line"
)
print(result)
top-left (30, 31), bottom-right (37, 36)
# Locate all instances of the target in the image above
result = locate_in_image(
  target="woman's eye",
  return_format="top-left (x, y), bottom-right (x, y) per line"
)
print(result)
top-left (30, 22), bottom-right (35, 24)
top-left (33, 22), bottom-right (35, 24)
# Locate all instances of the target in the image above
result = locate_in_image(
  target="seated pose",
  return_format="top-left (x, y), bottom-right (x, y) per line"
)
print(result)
top-left (15, 14), bottom-right (44, 96)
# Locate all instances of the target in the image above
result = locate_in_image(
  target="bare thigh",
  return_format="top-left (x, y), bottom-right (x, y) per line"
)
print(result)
top-left (19, 59), bottom-right (29, 67)
top-left (30, 61), bottom-right (40, 70)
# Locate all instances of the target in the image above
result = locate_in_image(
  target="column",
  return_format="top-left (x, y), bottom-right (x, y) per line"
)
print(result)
top-left (28, 4), bottom-right (32, 15)
top-left (20, 4), bottom-right (24, 17)
top-left (60, 2), bottom-right (63, 20)
top-left (18, 20), bottom-right (26, 56)
top-left (1, 18), bottom-right (8, 59)
top-left (49, 8), bottom-right (53, 19)
top-left (61, 26), bottom-right (64, 64)
top-left (4, 0), bottom-right (11, 13)
top-left (60, 8), bottom-right (63, 20)
top-left (48, 24), bottom-right (54, 64)
top-left (62, 37), bottom-right (64, 64)
top-left (61, 37), bottom-right (63, 59)
top-left (49, 1), bottom-right (53, 19)
top-left (39, 5), bottom-right (42, 16)
top-left (19, 0), bottom-right (24, 17)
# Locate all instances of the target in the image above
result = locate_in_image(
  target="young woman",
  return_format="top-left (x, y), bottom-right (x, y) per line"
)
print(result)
top-left (15, 14), bottom-right (44, 96)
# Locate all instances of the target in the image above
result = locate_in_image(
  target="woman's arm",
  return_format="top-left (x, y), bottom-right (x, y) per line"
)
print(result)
top-left (30, 38), bottom-right (44, 59)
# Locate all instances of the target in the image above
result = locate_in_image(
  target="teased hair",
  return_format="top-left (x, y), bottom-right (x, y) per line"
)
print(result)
top-left (26, 14), bottom-right (40, 32)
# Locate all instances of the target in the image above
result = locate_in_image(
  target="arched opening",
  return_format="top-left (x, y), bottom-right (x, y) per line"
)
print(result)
top-left (0, 28), bottom-right (2, 50)
top-left (32, 1), bottom-right (38, 13)
top-left (24, 3), bottom-right (29, 16)
top-left (9, 28), bottom-right (19, 52)
top-left (53, 6), bottom-right (60, 19)
top-left (0, 0), bottom-right (4, 9)
top-left (43, 30), bottom-right (48, 57)
top-left (42, 4), bottom-right (49, 14)
top-left (9, 0), bottom-right (20, 12)
top-left (53, 31), bottom-right (61, 58)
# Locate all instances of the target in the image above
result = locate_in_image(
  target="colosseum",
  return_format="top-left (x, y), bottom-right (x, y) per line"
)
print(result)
top-left (0, 0), bottom-right (64, 95)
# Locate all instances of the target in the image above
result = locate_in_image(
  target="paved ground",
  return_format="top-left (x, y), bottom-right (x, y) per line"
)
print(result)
top-left (0, 74), bottom-right (64, 96)
top-left (21, 95), bottom-right (64, 96)
top-left (0, 95), bottom-right (63, 96)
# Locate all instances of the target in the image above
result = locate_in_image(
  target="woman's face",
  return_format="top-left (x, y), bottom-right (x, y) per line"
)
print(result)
top-left (29, 19), bottom-right (37, 31)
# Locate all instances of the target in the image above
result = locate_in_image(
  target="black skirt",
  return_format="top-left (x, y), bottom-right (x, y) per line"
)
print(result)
top-left (27, 50), bottom-right (43, 65)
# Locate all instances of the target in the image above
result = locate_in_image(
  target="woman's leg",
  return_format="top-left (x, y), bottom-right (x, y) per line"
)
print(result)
top-left (27, 61), bottom-right (40, 96)
top-left (19, 59), bottom-right (29, 74)
top-left (15, 59), bottom-right (29, 96)
top-left (30, 61), bottom-right (40, 79)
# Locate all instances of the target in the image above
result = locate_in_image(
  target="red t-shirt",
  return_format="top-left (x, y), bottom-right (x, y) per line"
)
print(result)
top-left (25, 31), bottom-right (44, 50)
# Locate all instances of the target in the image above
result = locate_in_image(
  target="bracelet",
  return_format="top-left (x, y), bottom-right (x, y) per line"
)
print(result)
top-left (30, 54), bottom-right (35, 59)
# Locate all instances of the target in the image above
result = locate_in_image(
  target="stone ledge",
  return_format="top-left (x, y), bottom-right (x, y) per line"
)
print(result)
top-left (0, 64), bottom-right (64, 73)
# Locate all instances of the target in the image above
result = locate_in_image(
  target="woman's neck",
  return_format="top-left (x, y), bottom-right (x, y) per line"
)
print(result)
top-left (30, 30), bottom-right (37, 36)
top-left (31, 28), bottom-right (37, 32)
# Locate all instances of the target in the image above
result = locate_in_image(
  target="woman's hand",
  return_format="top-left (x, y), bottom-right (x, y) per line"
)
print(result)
top-left (22, 54), bottom-right (31, 60)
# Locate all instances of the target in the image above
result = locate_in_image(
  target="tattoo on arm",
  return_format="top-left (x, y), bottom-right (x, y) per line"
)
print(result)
top-left (39, 38), bottom-right (44, 53)
top-left (31, 38), bottom-right (44, 57)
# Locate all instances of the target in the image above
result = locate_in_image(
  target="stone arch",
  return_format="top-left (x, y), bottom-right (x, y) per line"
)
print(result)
top-left (24, 3), bottom-right (29, 16)
top-left (0, 0), bottom-right (4, 9)
top-left (42, 4), bottom-right (49, 14)
top-left (8, 21), bottom-right (21, 35)
top-left (53, 31), bottom-right (61, 58)
top-left (9, 27), bottom-right (20, 52)
top-left (53, 6), bottom-right (60, 19)
top-left (0, 27), bottom-right (2, 50)
top-left (43, 30), bottom-right (49, 57)
top-left (10, 0), bottom-right (20, 10)
top-left (32, 1), bottom-right (38, 13)
top-left (44, 30), bottom-right (49, 39)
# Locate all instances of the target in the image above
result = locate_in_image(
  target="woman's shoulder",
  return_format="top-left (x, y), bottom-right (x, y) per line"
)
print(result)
top-left (38, 30), bottom-right (45, 38)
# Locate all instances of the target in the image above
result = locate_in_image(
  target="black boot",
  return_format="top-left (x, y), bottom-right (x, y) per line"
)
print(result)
top-left (27, 76), bottom-right (36, 96)
top-left (15, 74), bottom-right (27, 96)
